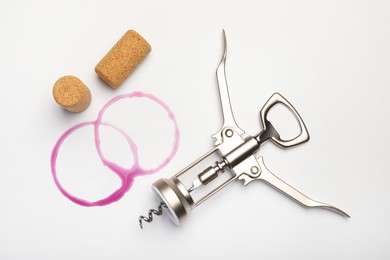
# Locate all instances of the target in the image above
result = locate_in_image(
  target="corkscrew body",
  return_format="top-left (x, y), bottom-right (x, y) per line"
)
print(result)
top-left (139, 30), bottom-right (349, 228)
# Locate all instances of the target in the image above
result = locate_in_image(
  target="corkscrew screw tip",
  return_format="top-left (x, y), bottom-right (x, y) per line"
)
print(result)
top-left (139, 202), bottom-right (167, 229)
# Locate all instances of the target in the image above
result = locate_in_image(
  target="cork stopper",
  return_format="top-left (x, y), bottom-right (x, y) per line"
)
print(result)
top-left (95, 30), bottom-right (151, 89)
top-left (53, 76), bottom-right (92, 113)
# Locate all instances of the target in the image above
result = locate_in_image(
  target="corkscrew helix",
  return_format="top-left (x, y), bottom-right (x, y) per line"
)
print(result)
top-left (138, 202), bottom-right (167, 229)
top-left (139, 30), bottom-right (349, 229)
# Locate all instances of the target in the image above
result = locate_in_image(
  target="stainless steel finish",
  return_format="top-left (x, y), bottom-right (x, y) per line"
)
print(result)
top-left (189, 164), bottom-right (222, 193)
top-left (257, 93), bottom-right (310, 148)
top-left (190, 135), bottom-right (259, 193)
top-left (175, 148), bottom-right (218, 178)
top-left (189, 160), bottom-right (227, 192)
top-left (251, 166), bottom-right (259, 174)
top-left (139, 30), bottom-right (349, 229)
top-left (138, 202), bottom-right (167, 229)
top-left (224, 136), bottom-right (259, 168)
top-left (199, 164), bottom-right (223, 185)
top-left (216, 127), bottom-right (246, 157)
top-left (196, 175), bottom-right (237, 206)
top-left (152, 177), bottom-right (195, 225)
top-left (239, 157), bottom-right (350, 217)
top-left (189, 126), bottom-right (246, 192)
top-left (212, 30), bottom-right (244, 145)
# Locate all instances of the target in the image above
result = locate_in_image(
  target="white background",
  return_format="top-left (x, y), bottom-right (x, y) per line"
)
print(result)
top-left (1, 0), bottom-right (389, 259)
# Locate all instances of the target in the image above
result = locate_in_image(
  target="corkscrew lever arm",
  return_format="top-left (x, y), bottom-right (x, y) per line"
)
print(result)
top-left (211, 29), bottom-right (244, 145)
top-left (239, 157), bottom-right (350, 218)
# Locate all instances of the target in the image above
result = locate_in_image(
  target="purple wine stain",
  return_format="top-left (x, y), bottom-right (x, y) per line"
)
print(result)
top-left (51, 91), bottom-right (180, 207)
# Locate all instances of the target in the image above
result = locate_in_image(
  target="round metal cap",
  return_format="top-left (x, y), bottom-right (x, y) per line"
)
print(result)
top-left (152, 177), bottom-right (195, 225)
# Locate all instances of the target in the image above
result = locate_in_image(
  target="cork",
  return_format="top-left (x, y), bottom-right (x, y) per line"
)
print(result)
top-left (95, 30), bottom-right (151, 89)
top-left (53, 76), bottom-right (92, 113)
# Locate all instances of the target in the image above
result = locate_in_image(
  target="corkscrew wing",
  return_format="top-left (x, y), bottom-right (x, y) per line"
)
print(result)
top-left (211, 29), bottom-right (245, 145)
top-left (239, 157), bottom-right (350, 217)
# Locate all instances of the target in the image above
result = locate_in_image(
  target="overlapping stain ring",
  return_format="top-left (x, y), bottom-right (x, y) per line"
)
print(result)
top-left (51, 91), bottom-right (180, 206)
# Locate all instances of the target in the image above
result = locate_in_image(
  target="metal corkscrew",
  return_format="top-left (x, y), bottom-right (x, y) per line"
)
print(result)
top-left (139, 30), bottom-right (349, 229)
top-left (138, 202), bottom-right (167, 229)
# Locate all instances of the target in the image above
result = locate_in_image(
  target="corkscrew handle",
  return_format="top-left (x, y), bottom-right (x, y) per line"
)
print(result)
top-left (258, 93), bottom-right (310, 148)
top-left (239, 157), bottom-right (350, 218)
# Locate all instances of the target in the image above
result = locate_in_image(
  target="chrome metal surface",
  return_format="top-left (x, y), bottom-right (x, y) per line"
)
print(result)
top-left (211, 30), bottom-right (244, 145)
top-left (257, 93), bottom-right (310, 148)
top-left (152, 177), bottom-right (195, 225)
top-left (224, 136), bottom-right (259, 168)
top-left (239, 157), bottom-right (350, 217)
top-left (189, 159), bottom-right (227, 192)
top-left (195, 175), bottom-right (237, 206)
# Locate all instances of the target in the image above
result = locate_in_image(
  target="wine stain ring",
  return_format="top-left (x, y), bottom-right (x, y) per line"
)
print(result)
top-left (50, 91), bottom-right (180, 206)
